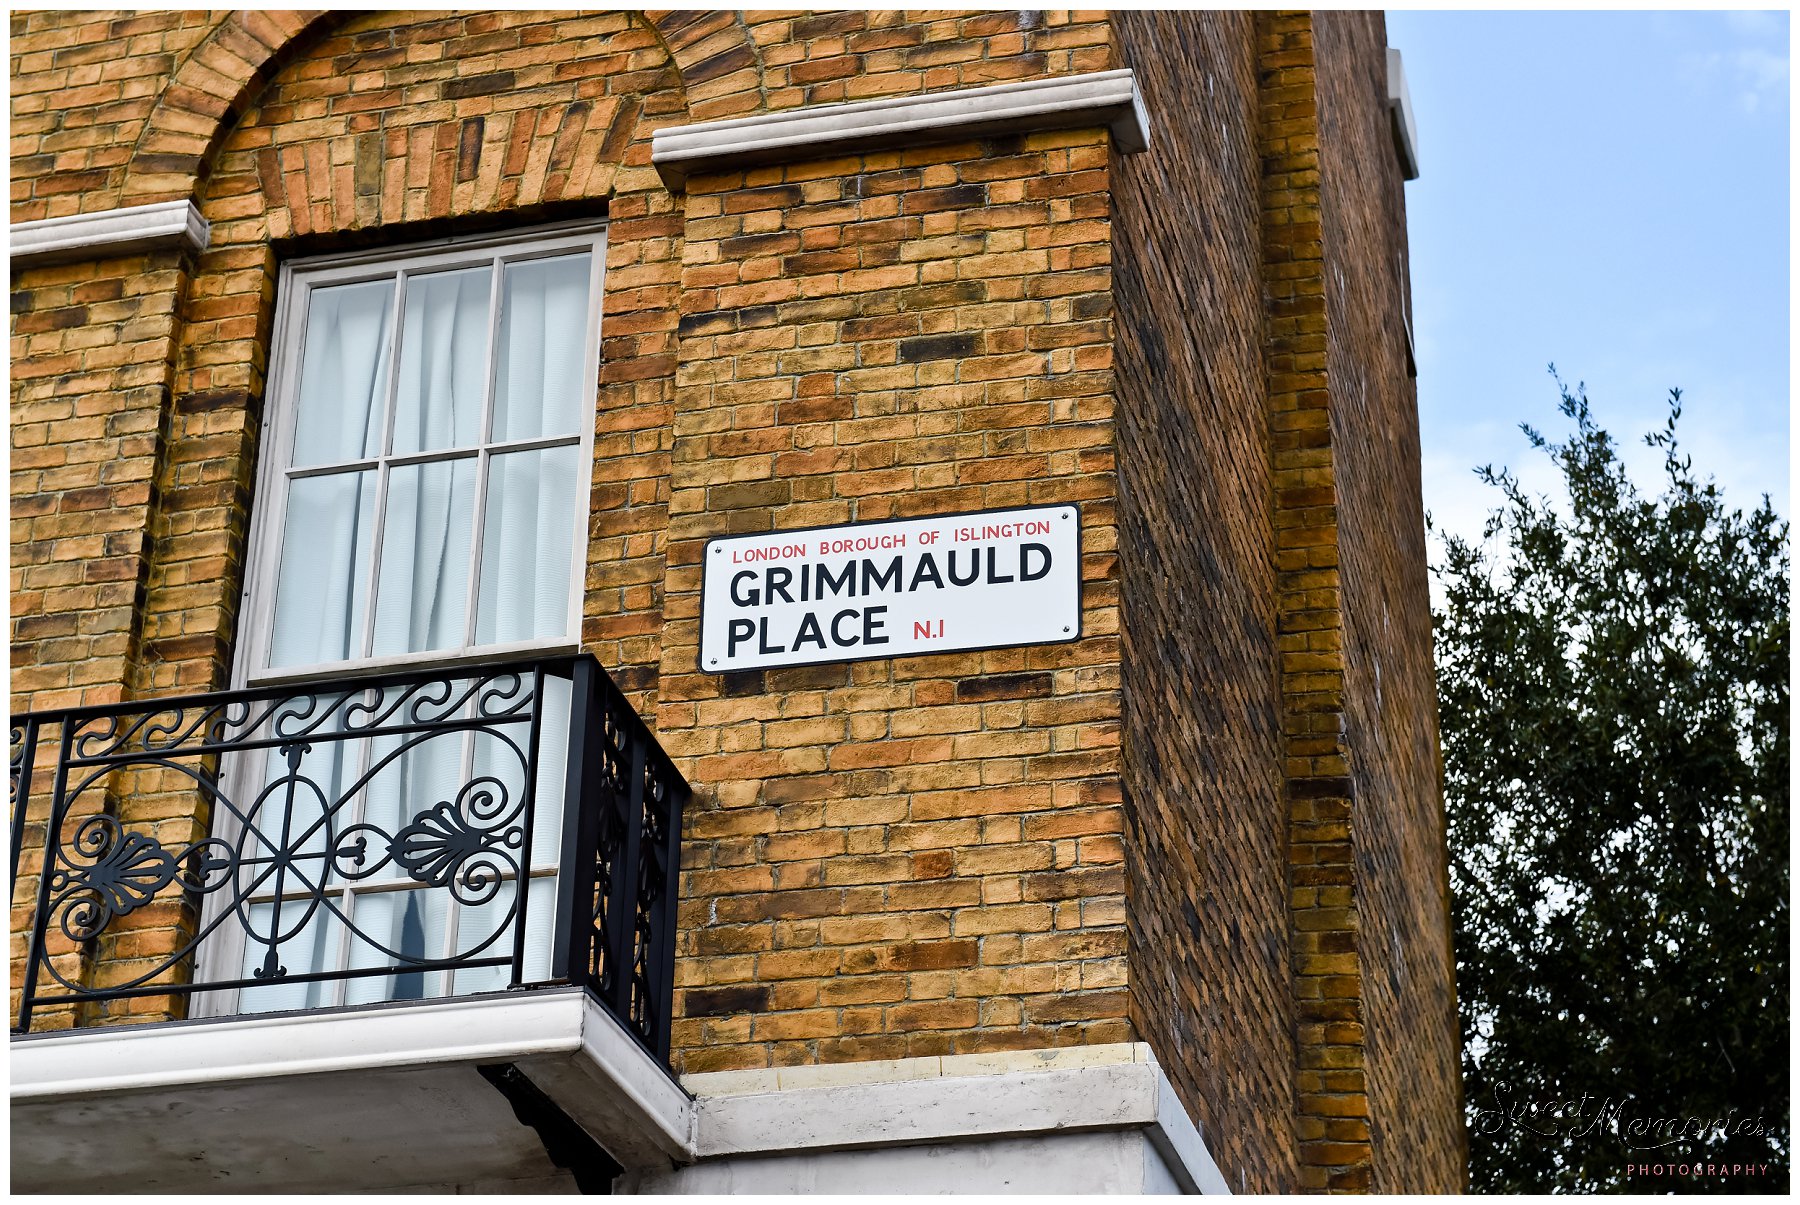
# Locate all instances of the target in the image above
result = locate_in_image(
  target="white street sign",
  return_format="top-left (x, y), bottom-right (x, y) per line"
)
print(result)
top-left (699, 505), bottom-right (1082, 673)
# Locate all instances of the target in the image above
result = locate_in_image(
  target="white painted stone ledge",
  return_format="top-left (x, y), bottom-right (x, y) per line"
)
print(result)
top-left (682, 1041), bottom-right (1230, 1194)
top-left (10, 200), bottom-right (210, 267)
top-left (652, 69), bottom-right (1151, 186)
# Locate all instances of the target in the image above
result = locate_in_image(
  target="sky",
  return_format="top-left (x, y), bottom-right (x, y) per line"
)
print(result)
top-left (1384, 9), bottom-right (1790, 547)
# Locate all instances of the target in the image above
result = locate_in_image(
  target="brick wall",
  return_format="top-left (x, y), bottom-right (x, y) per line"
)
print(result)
top-left (10, 245), bottom-right (193, 1027)
top-left (10, 8), bottom-right (1462, 1188)
top-left (1110, 10), bottom-right (1298, 1194)
top-left (1114, 13), bottom-right (1463, 1191)
top-left (1312, 11), bottom-right (1465, 1191)
top-left (11, 250), bottom-right (184, 711)
top-left (658, 121), bottom-right (1130, 1071)
top-left (11, 3), bottom-right (1132, 1062)
top-left (1255, 12), bottom-right (1378, 1190)
top-left (10, 10), bottom-right (219, 220)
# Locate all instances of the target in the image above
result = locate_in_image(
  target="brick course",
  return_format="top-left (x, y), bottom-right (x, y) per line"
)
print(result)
top-left (11, 9), bottom-right (1461, 1191)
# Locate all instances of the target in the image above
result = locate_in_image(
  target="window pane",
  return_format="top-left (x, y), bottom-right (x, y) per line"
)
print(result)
top-left (269, 470), bottom-right (377, 669)
top-left (392, 266), bottom-right (491, 456)
top-left (237, 902), bottom-right (342, 1014)
top-left (343, 887), bottom-right (451, 1005)
top-left (492, 254), bottom-right (591, 441)
top-left (292, 279), bottom-right (394, 467)
top-left (372, 457), bottom-right (478, 657)
top-left (476, 445), bottom-right (580, 645)
top-left (453, 876), bottom-right (555, 995)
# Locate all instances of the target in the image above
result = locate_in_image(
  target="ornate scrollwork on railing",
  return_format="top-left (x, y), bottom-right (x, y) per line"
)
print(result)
top-left (391, 780), bottom-right (524, 907)
top-left (61, 669), bottom-right (534, 764)
top-left (11, 719), bottom-right (39, 883)
top-left (566, 672), bottom-right (687, 1063)
top-left (52, 816), bottom-right (183, 938)
top-left (11, 654), bottom-right (689, 1070)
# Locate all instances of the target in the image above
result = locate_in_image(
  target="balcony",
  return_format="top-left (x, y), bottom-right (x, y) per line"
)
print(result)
top-left (9, 654), bottom-right (694, 1192)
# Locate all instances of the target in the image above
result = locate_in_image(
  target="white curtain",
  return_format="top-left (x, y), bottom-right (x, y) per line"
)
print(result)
top-left (249, 284), bottom-right (392, 1014)
top-left (291, 280), bottom-right (391, 466)
top-left (344, 885), bottom-right (449, 1004)
top-left (479, 255), bottom-right (589, 645)
top-left (374, 266), bottom-right (492, 657)
top-left (452, 877), bottom-right (555, 995)
top-left (492, 254), bottom-right (588, 441)
top-left (268, 280), bottom-right (392, 669)
top-left (371, 458), bottom-right (475, 656)
top-left (269, 472), bottom-right (374, 669)
top-left (271, 260), bottom-right (589, 664)
top-left (238, 903), bottom-right (338, 1012)
top-left (365, 312), bottom-right (480, 983)
top-left (392, 266), bottom-right (489, 455)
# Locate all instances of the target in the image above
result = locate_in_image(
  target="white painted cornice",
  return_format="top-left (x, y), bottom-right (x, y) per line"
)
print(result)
top-left (9, 199), bottom-right (210, 267)
top-left (652, 68), bottom-right (1151, 186)
top-left (1386, 48), bottom-right (1420, 181)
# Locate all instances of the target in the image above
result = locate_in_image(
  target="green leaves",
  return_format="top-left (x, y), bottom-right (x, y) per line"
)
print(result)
top-left (1435, 377), bottom-right (1789, 1193)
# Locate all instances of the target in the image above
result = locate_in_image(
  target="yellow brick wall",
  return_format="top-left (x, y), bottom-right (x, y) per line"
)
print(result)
top-left (10, 2), bottom-right (1131, 1059)
top-left (658, 127), bottom-right (1128, 1070)
top-left (1111, 10), bottom-right (1301, 1193)
top-left (1255, 12), bottom-right (1376, 1191)
top-left (10, 8), bottom-right (1463, 1190)
top-left (11, 247), bottom-right (192, 1028)
top-left (1312, 11), bottom-right (1465, 1191)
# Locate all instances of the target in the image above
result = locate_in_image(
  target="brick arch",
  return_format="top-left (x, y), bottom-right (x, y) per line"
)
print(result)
top-left (121, 9), bottom-right (766, 208)
top-left (194, 13), bottom-right (688, 240)
top-left (123, 10), bottom-right (333, 206)
top-left (642, 10), bottom-right (766, 119)
top-left (245, 88), bottom-right (663, 242)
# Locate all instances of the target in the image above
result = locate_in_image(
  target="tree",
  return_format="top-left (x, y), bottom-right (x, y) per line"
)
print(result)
top-left (1432, 375), bottom-right (1789, 1193)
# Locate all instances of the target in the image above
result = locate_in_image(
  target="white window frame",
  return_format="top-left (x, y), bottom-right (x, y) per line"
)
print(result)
top-left (195, 219), bottom-right (606, 1016)
top-left (235, 218), bottom-right (607, 690)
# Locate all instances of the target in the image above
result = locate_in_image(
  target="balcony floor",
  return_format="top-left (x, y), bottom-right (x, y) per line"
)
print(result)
top-left (10, 987), bottom-right (692, 1194)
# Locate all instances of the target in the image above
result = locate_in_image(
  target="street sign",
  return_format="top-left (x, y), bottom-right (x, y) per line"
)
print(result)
top-left (699, 504), bottom-right (1082, 673)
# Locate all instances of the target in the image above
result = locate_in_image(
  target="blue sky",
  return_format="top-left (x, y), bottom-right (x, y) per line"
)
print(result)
top-left (1385, 9), bottom-right (1790, 545)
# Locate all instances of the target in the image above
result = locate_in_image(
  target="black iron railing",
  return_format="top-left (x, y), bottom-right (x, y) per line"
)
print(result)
top-left (8, 654), bottom-right (687, 1062)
